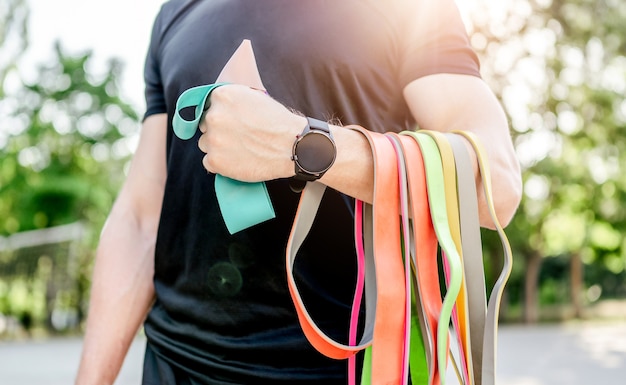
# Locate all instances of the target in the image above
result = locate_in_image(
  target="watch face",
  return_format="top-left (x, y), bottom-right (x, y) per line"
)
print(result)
top-left (295, 132), bottom-right (336, 174)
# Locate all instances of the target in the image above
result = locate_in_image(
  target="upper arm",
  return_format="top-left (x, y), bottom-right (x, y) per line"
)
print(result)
top-left (403, 73), bottom-right (507, 136)
top-left (403, 73), bottom-right (522, 226)
top-left (111, 113), bottom-right (167, 233)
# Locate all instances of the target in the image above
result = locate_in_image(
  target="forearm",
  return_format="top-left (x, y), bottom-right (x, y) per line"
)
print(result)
top-left (200, 83), bottom-right (521, 228)
top-left (320, 122), bottom-right (520, 230)
top-left (75, 209), bottom-right (156, 385)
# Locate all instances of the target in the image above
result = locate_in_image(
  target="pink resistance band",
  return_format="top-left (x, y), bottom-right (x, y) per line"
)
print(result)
top-left (348, 200), bottom-right (366, 385)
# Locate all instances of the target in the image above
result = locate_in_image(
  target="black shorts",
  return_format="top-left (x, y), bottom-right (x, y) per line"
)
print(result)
top-left (142, 343), bottom-right (195, 385)
top-left (141, 341), bottom-right (357, 385)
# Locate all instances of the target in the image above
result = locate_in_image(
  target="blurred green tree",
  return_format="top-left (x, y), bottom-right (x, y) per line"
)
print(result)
top-left (467, 0), bottom-right (626, 322)
top-left (0, 41), bottom-right (139, 332)
top-left (1, 42), bottom-right (138, 236)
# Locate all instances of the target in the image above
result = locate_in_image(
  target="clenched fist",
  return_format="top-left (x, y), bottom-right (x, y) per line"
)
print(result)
top-left (197, 84), bottom-right (306, 182)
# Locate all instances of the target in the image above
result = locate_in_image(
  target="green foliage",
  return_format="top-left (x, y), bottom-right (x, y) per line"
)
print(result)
top-left (0, 42), bottom-right (139, 236)
top-left (0, 40), bottom-right (139, 334)
top-left (466, 0), bottom-right (626, 310)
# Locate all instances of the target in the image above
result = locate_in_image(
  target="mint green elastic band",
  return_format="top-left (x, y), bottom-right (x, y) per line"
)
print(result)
top-left (173, 83), bottom-right (229, 140)
top-left (214, 175), bottom-right (275, 234)
top-left (172, 83), bottom-right (276, 234)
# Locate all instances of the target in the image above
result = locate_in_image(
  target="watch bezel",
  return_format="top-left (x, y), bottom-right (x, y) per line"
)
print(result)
top-left (291, 118), bottom-right (336, 180)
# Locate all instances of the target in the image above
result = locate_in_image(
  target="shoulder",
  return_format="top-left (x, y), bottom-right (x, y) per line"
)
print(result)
top-left (151, 0), bottom-right (200, 39)
top-left (356, 0), bottom-right (467, 43)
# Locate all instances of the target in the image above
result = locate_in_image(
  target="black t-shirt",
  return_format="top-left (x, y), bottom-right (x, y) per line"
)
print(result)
top-left (142, 0), bottom-right (480, 383)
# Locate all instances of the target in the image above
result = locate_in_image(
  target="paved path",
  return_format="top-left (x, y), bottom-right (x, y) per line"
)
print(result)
top-left (496, 321), bottom-right (626, 385)
top-left (0, 321), bottom-right (624, 384)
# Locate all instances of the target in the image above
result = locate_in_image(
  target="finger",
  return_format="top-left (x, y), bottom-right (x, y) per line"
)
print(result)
top-left (198, 133), bottom-right (208, 154)
top-left (202, 153), bottom-right (214, 174)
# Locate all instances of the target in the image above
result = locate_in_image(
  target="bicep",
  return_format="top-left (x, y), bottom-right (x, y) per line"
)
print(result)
top-left (403, 73), bottom-right (516, 167)
top-left (403, 73), bottom-right (507, 135)
top-left (403, 73), bottom-right (522, 227)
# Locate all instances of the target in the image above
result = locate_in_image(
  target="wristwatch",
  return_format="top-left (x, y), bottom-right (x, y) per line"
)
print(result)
top-left (291, 117), bottom-right (337, 184)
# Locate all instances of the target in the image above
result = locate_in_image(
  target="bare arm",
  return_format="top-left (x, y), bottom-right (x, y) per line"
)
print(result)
top-left (75, 113), bottom-right (167, 385)
top-left (401, 73), bottom-right (522, 227)
top-left (323, 74), bottom-right (521, 227)
top-left (199, 76), bottom-right (521, 228)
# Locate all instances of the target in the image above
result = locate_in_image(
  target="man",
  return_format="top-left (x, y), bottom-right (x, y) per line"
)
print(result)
top-left (76, 0), bottom-right (522, 383)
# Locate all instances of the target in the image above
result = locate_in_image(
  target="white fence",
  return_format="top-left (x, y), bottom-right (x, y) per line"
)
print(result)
top-left (0, 222), bottom-right (87, 336)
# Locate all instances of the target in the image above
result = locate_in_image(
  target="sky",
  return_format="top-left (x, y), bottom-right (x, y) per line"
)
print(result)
top-left (22, 0), bottom-right (167, 112)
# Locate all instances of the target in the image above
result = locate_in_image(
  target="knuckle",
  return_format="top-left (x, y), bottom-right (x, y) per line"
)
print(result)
top-left (197, 135), bottom-right (207, 153)
top-left (211, 85), bottom-right (231, 105)
top-left (203, 109), bottom-right (219, 127)
top-left (198, 119), bottom-right (208, 134)
top-left (202, 154), bottom-right (215, 173)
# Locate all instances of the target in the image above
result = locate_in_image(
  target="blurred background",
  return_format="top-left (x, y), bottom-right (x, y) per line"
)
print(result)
top-left (0, 0), bottom-right (162, 339)
top-left (0, 0), bottom-right (625, 383)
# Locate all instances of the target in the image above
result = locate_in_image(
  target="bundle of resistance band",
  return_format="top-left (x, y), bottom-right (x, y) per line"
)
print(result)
top-left (286, 127), bottom-right (513, 385)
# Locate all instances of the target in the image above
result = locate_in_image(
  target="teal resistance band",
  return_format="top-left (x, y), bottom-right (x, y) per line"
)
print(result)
top-left (172, 83), bottom-right (275, 234)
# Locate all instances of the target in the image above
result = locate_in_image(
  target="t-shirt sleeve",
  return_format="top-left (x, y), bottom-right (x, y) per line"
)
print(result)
top-left (143, 6), bottom-right (167, 120)
top-left (395, 0), bottom-right (481, 87)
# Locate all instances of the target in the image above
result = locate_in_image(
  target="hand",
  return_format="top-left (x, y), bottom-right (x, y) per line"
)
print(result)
top-left (198, 84), bottom-right (305, 182)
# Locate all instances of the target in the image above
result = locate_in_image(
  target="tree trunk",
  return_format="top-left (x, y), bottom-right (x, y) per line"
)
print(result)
top-left (524, 251), bottom-right (542, 323)
top-left (570, 252), bottom-right (584, 318)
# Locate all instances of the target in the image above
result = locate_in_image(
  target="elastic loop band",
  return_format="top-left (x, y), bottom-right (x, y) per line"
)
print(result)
top-left (172, 82), bottom-right (275, 233)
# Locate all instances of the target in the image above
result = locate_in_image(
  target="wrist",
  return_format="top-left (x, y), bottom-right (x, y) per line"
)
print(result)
top-left (319, 125), bottom-right (375, 203)
top-left (284, 115), bottom-right (307, 178)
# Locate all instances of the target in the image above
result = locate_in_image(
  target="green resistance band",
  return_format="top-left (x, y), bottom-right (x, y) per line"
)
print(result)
top-left (402, 131), bottom-right (463, 385)
top-left (172, 83), bottom-right (275, 234)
